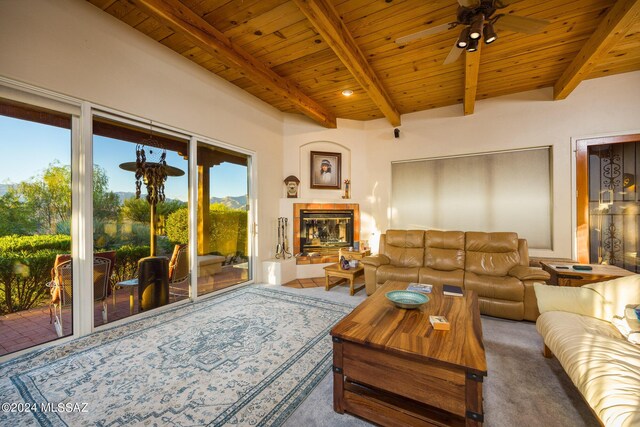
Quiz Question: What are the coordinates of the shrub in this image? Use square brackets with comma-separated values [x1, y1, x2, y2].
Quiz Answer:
[0, 234, 71, 253]
[166, 208, 247, 257]
[111, 245, 150, 285]
[0, 249, 58, 314]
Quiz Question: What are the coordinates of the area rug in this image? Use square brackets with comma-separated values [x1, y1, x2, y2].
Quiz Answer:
[0, 286, 354, 426]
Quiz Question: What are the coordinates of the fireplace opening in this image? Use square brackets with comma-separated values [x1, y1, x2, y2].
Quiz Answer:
[299, 209, 354, 256]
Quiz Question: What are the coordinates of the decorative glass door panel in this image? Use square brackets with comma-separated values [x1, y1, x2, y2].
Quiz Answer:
[587, 142, 639, 272]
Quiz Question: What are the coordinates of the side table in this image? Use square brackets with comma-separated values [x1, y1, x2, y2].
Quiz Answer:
[540, 262, 633, 287]
[324, 263, 365, 296]
[338, 248, 371, 261]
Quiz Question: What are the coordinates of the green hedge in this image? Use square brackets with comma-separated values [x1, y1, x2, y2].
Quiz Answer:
[0, 234, 150, 314]
[0, 249, 59, 314]
[0, 234, 71, 253]
[166, 208, 247, 256]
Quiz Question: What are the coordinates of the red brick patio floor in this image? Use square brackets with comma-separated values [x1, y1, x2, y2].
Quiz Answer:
[0, 266, 248, 357]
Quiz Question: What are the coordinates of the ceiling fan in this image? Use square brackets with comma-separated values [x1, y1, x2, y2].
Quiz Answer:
[395, 0, 550, 64]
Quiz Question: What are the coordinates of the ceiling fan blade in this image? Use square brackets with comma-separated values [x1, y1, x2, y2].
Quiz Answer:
[458, 0, 480, 7]
[395, 22, 454, 45]
[494, 14, 549, 34]
[443, 42, 464, 65]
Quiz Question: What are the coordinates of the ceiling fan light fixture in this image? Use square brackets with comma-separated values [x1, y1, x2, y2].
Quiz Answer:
[483, 22, 497, 44]
[456, 27, 470, 48]
[469, 14, 484, 40]
[466, 38, 479, 52]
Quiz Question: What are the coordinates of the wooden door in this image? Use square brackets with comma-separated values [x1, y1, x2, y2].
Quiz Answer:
[576, 134, 640, 272]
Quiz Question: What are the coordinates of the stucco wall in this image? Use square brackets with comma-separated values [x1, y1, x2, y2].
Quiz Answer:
[0, 0, 285, 279]
[284, 71, 640, 259]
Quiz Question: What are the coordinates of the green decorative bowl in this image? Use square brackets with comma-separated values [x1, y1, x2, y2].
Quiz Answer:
[385, 290, 429, 309]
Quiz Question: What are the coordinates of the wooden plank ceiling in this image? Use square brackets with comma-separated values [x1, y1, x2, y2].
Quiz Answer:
[88, 0, 640, 127]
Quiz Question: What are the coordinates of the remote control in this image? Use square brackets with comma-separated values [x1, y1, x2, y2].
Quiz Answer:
[573, 265, 593, 271]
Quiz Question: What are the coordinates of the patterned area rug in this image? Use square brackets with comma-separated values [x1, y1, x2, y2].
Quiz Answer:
[0, 286, 353, 426]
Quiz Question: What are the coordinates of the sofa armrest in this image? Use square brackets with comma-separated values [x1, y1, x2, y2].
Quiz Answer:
[509, 265, 550, 281]
[361, 254, 390, 268]
[533, 283, 609, 320]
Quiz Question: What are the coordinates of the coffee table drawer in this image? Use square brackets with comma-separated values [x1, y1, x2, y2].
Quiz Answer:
[342, 341, 466, 416]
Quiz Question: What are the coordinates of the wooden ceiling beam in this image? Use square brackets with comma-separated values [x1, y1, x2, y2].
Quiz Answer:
[293, 0, 401, 126]
[553, 0, 640, 100]
[131, 0, 336, 128]
[464, 44, 482, 116]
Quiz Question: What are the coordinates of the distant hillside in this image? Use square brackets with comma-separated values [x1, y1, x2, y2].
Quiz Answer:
[115, 191, 136, 204]
[211, 195, 247, 211]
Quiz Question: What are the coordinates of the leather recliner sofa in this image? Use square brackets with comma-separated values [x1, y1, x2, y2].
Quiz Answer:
[361, 230, 550, 321]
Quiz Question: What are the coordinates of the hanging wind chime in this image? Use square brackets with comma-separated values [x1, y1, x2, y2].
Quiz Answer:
[120, 122, 184, 256]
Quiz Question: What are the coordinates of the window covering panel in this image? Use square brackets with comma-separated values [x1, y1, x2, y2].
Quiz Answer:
[391, 148, 552, 249]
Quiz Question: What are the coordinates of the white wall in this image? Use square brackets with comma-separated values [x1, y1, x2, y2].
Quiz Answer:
[284, 71, 640, 259]
[0, 0, 285, 279]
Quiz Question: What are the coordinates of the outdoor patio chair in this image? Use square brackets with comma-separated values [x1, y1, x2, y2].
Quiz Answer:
[168, 244, 189, 301]
[47, 252, 115, 336]
[47, 259, 72, 337]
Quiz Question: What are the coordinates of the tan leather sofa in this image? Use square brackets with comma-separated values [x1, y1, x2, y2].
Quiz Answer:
[361, 230, 550, 321]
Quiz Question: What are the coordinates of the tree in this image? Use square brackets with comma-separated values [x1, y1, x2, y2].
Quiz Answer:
[121, 197, 186, 223]
[19, 162, 70, 233]
[18, 162, 120, 233]
[0, 190, 37, 236]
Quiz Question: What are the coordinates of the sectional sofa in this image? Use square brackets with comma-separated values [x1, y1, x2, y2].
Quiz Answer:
[361, 230, 550, 321]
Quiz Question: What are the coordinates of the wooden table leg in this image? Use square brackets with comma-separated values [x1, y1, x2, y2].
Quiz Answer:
[333, 337, 345, 414]
[465, 371, 484, 426]
[325, 272, 330, 291]
[349, 277, 355, 296]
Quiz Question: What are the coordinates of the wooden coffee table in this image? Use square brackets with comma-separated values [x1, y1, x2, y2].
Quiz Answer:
[539, 261, 633, 287]
[331, 280, 487, 426]
[324, 263, 365, 296]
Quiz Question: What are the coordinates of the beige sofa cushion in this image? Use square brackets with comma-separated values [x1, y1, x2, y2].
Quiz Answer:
[465, 232, 520, 277]
[424, 230, 465, 271]
[537, 311, 640, 427]
[383, 230, 425, 268]
[376, 265, 420, 284]
[465, 272, 523, 302]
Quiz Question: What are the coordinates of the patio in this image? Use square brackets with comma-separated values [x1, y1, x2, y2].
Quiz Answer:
[0, 265, 248, 356]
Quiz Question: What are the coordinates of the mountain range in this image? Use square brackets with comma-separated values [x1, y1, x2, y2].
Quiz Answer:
[2, 185, 246, 210]
[116, 192, 246, 210]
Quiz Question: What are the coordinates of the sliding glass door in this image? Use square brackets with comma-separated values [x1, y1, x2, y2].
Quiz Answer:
[196, 142, 251, 296]
[92, 115, 190, 325]
[0, 79, 255, 357]
[0, 97, 74, 355]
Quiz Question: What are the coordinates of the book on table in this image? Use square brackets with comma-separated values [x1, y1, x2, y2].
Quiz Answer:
[443, 284, 463, 297]
[406, 283, 432, 293]
[429, 315, 450, 331]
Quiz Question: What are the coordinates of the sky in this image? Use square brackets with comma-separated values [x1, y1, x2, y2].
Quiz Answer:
[0, 115, 248, 200]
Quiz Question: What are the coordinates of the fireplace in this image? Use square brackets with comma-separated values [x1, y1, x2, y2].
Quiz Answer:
[299, 209, 354, 255]
[293, 203, 360, 264]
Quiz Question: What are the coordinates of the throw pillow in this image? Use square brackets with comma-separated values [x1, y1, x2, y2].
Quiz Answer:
[611, 306, 640, 345]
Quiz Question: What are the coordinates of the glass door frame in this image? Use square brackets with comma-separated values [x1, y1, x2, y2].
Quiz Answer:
[575, 133, 640, 263]
[190, 137, 256, 300]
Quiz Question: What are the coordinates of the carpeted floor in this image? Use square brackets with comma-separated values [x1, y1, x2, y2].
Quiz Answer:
[0, 282, 600, 426]
[274, 284, 600, 427]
